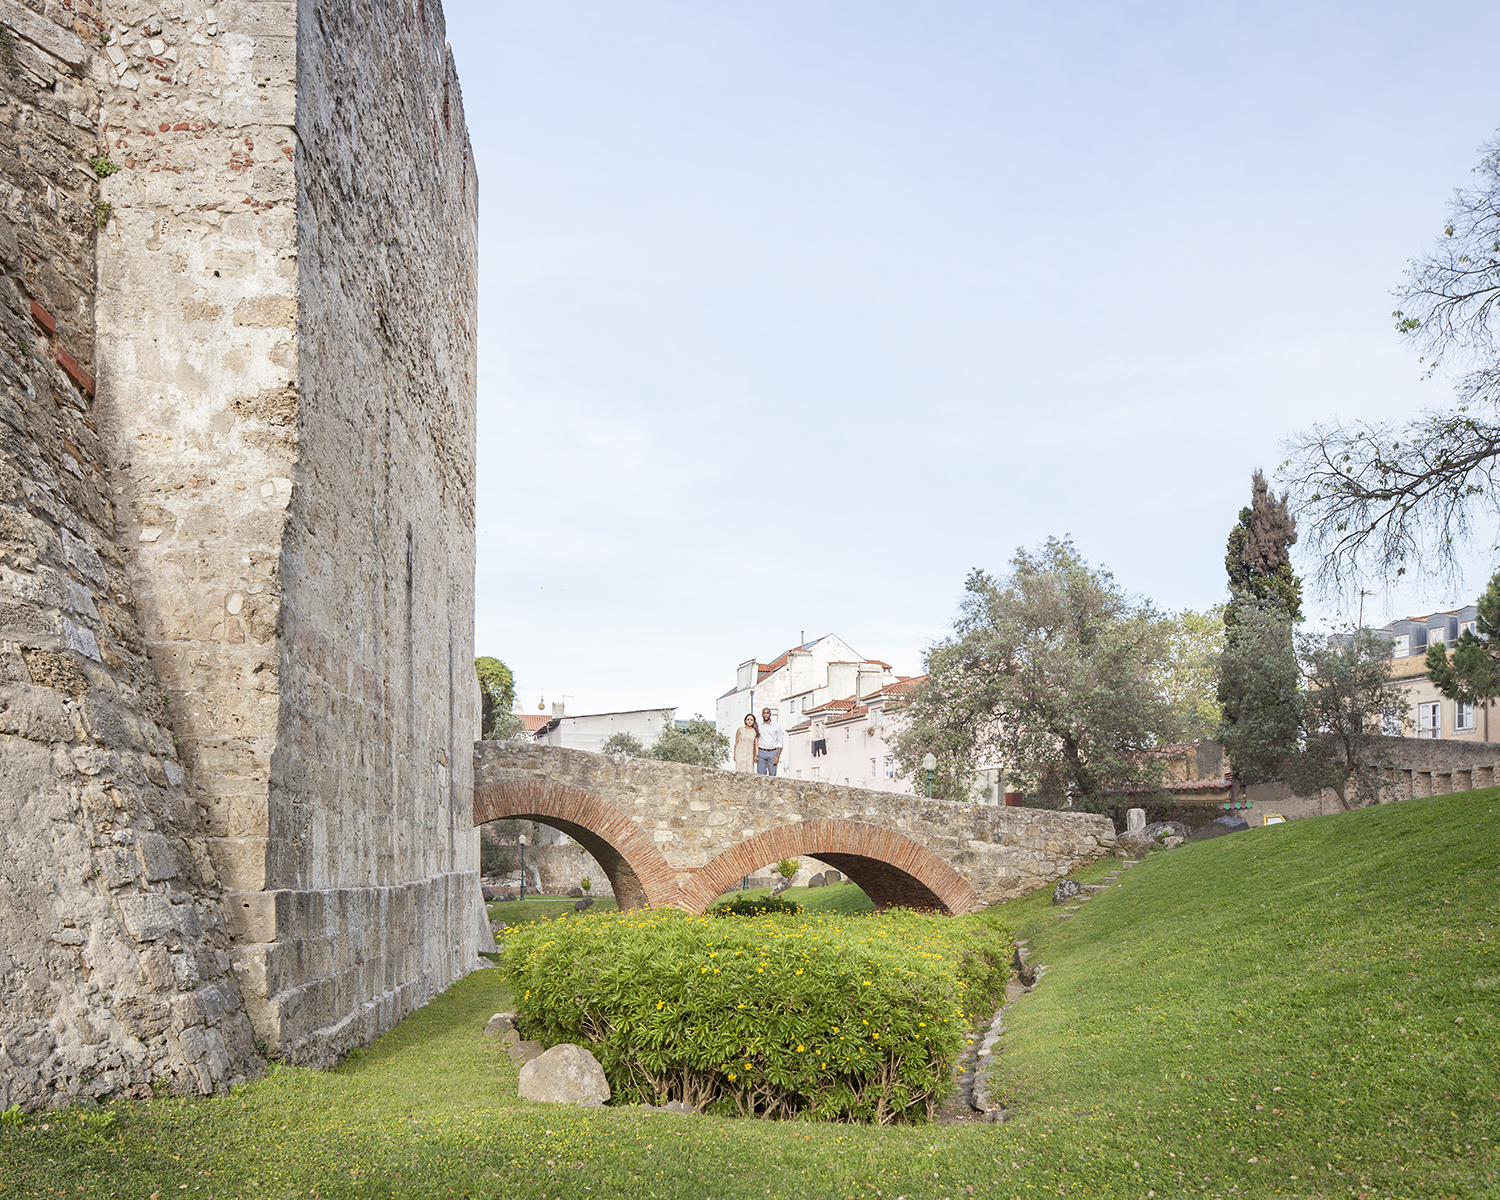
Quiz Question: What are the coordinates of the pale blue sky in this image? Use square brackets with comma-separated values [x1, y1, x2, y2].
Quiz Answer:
[445, 0, 1500, 721]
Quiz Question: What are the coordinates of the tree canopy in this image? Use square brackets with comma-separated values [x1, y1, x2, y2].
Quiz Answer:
[647, 716, 730, 768]
[894, 537, 1176, 810]
[1426, 567, 1500, 739]
[475, 656, 525, 742]
[1284, 131, 1500, 589]
[601, 732, 645, 758]
[1224, 470, 1303, 622]
[1154, 605, 1226, 743]
[1285, 628, 1411, 811]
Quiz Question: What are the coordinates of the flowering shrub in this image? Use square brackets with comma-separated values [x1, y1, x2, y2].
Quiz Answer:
[712, 894, 800, 917]
[501, 906, 1011, 1123]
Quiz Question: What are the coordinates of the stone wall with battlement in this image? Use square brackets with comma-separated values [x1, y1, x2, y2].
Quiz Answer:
[474, 744, 1119, 914]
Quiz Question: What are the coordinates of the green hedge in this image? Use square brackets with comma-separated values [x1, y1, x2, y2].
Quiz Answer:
[712, 894, 800, 917]
[501, 906, 1011, 1123]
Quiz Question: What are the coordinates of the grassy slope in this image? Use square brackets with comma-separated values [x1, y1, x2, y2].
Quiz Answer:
[1, 791, 1495, 1199]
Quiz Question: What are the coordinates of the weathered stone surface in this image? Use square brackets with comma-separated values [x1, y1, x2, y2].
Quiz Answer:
[517, 1043, 611, 1107]
[573, 897, 594, 911]
[824, 869, 842, 885]
[1142, 821, 1188, 842]
[2, 0, 482, 1106]
[1115, 832, 1156, 857]
[0, 0, 260, 1110]
[1125, 808, 1146, 833]
[1052, 879, 1083, 905]
[474, 746, 1119, 912]
[484, 1012, 516, 1037]
[807, 873, 826, 888]
[1189, 816, 1251, 840]
[92, 0, 484, 1065]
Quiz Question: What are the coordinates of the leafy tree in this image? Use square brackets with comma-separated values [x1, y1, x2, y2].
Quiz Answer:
[475, 657, 521, 741]
[1284, 628, 1411, 810]
[601, 732, 645, 757]
[1216, 598, 1303, 784]
[1425, 567, 1500, 739]
[893, 537, 1176, 811]
[647, 715, 730, 768]
[1154, 605, 1225, 742]
[1284, 131, 1500, 588]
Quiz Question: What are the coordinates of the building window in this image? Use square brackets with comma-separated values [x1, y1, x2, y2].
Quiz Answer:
[795, 770, 802, 779]
[1430, 628, 1447, 648]
[1456, 701, 1476, 731]
[869, 757, 876, 778]
[1417, 702, 1441, 738]
[1392, 634, 1410, 656]
[844, 727, 850, 740]
[884, 755, 895, 778]
[1461, 621, 1477, 638]
[811, 767, 820, 781]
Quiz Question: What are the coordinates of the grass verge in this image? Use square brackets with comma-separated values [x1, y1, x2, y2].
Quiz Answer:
[1, 790, 1494, 1198]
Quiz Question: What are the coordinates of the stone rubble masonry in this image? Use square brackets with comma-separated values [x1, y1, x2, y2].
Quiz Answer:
[0, 0, 258, 1110]
[90, 0, 484, 1066]
[474, 745, 1119, 914]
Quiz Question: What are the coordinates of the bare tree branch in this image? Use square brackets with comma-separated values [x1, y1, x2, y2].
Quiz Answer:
[1284, 132, 1500, 590]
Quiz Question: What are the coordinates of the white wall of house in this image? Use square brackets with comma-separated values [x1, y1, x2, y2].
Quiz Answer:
[714, 634, 868, 734]
[535, 707, 677, 754]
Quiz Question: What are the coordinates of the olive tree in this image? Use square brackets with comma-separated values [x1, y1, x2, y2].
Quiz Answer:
[894, 537, 1177, 810]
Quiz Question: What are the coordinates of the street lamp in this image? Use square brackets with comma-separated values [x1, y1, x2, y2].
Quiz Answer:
[518, 833, 528, 899]
[921, 752, 937, 799]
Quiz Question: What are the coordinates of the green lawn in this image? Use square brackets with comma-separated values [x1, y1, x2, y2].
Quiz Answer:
[488, 895, 618, 925]
[3, 790, 1496, 1198]
[712, 879, 877, 915]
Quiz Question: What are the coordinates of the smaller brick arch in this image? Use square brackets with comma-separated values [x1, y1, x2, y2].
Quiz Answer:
[681, 819, 980, 915]
[473, 778, 679, 910]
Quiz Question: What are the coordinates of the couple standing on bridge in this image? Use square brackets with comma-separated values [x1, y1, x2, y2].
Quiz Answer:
[733, 707, 786, 776]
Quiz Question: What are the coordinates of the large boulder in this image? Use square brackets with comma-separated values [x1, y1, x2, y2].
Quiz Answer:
[824, 869, 842, 885]
[1115, 832, 1156, 857]
[573, 897, 595, 911]
[518, 1044, 611, 1107]
[484, 1012, 517, 1037]
[1188, 815, 1251, 841]
[1052, 878, 1082, 905]
[807, 873, 826, 888]
[1142, 821, 1188, 842]
[568, 887, 584, 897]
[1125, 807, 1146, 833]
[769, 874, 792, 897]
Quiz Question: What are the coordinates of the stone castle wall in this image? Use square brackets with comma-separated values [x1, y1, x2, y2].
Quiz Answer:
[91, 0, 484, 1063]
[1, 0, 483, 1104]
[0, 0, 258, 1110]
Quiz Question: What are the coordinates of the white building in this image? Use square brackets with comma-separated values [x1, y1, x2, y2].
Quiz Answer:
[715, 634, 880, 733]
[717, 638, 1006, 803]
[530, 702, 677, 754]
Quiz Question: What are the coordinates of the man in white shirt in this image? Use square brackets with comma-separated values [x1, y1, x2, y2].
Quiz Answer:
[756, 707, 785, 776]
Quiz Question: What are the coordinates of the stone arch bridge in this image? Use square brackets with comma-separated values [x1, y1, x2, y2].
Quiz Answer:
[473, 745, 1118, 914]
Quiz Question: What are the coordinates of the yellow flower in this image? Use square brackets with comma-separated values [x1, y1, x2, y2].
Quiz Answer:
[796, 1045, 805, 1052]
[656, 1000, 665, 1009]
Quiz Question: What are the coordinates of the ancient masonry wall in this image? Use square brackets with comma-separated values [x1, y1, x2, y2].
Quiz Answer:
[0, 0, 258, 1110]
[91, 0, 484, 1065]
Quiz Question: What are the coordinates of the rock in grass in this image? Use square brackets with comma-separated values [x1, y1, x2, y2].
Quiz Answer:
[1188, 816, 1251, 841]
[518, 1044, 611, 1107]
[807, 873, 826, 888]
[568, 887, 584, 897]
[484, 1012, 517, 1036]
[573, 897, 594, 911]
[1115, 832, 1156, 857]
[824, 869, 842, 884]
[1053, 878, 1082, 905]
[1143, 820, 1188, 842]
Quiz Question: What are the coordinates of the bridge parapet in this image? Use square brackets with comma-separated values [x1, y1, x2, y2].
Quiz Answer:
[473, 744, 1117, 914]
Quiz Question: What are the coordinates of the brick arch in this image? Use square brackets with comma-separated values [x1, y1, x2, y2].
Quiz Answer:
[681, 819, 980, 915]
[473, 779, 679, 910]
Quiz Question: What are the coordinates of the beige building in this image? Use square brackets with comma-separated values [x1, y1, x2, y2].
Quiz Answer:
[1376, 606, 1497, 741]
